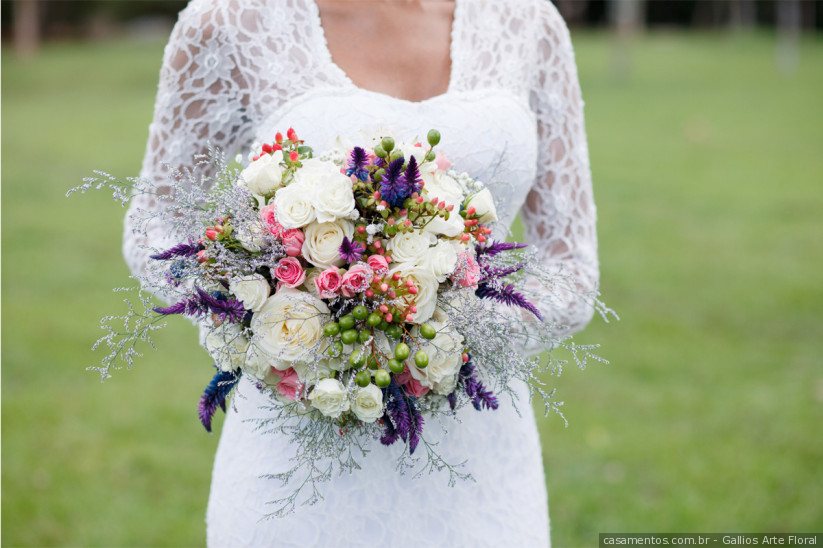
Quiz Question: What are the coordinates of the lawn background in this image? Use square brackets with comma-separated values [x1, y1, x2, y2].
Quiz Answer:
[2, 30, 822, 547]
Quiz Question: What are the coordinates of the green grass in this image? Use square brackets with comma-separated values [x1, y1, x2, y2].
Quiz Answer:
[2, 32, 822, 547]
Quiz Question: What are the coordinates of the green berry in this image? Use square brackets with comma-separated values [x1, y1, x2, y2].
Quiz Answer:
[352, 305, 369, 320]
[374, 145, 387, 158]
[388, 358, 405, 374]
[327, 341, 344, 357]
[389, 149, 404, 163]
[386, 324, 403, 339]
[367, 312, 383, 327]
[349, 350, 366, 367]
[339, 314, 356, 331]
[381, 136, 395, 152]
[419, 323, 437, 340]
[374, 369, 391, 388]
[341, 329, 358, 345]
[394, 343, 411, 360]
[427, 129, 441, 147]
[323, 322, 341, 337]
[355, 370, 372, 387]
[367, 355, 380, 370]
[377, 319, 390, 331]
[414, 350, 429, 368]
[358, 329, 371, 343]
[426, 151, 436, 162]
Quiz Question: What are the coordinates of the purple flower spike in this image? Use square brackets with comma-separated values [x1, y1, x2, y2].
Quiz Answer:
[198, 368, 242, 432]
[346, 146, 370, 181]
[398, 156, 422, 198]
[339, 236, 366, 264]
[475, 282, 543, 320]
[475, 240, 528, 259]
[380, 379, 424, 454]
[456, 358, 499, 411]
[150, 240, 203, 260]
[154, 286, 247, 323]
[379, 158, 407, 207]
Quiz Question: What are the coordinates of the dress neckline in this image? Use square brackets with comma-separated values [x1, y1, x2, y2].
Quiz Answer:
[308, 0, 462, 105]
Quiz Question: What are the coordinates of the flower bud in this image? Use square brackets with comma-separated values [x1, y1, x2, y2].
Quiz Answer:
[427, 129, 441, 146]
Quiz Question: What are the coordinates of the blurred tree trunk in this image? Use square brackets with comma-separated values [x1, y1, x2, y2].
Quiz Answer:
[776, 0, 801, 75]
[610, 0, 644, 80]
[730, 0, 757, 31]
[13, 0, 40, 59]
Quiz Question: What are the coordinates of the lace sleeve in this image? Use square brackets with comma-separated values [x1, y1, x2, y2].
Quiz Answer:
[122, 0, 254, 289]
[521, 3, 599, 338]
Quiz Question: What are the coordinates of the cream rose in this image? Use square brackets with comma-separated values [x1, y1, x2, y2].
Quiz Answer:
[408, 320, 464, 395]
[423, 240, 458, 282]
[308, 378, 350, 418]
[235, 222, 268, 252]
[250, 288, 330, 368]
[301, 219, 354, 268]
[292, 159, 356, 223]
[292, 360, 334, 385]
[229, 273, 271, 312]
[386, 230, 435, 266]
[351, 384, 384, 423]
[272, 182, 316, 229]
[419, 165, 465, 237]
[240, 150, 284, 196]
[242, 344, 281, 386]
[466, 187, 499, 224]
[388, 263, 439, 323]
[204, 324, 251, 372]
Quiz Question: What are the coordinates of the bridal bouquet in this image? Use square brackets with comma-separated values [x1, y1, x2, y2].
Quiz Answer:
[72, 128, 608, 515]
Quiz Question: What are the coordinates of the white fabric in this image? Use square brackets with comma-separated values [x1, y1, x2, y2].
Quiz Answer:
[124, 0, 599, 545]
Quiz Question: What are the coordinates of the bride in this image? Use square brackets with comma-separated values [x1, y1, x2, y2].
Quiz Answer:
[124, 0, 599, 545]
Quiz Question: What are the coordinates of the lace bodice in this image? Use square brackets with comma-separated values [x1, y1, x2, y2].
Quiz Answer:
[124, 0, 598, 336]
[125, 1, 598, 545]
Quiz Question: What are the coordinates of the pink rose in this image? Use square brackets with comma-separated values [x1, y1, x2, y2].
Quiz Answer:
[259, 204, 284, 237]
[271, 367, 303, 401]
[340, 263, 374, 298]
[272, 257, 306, 288]
[396, 366, 430, 398]
[315, 267, 344, 299]
[366, 254, 389, 276]
[435, 153, 452, 171]
[453, 252, 481, 288]
[281, 228, 305, 257]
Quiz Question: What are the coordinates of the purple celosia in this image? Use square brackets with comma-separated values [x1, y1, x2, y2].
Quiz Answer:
[154, 286, 246, 323]
[150, 240, 203, 260]
[398, 156, 423, 199]
[480, 261, 527, 281]
[475, 282, 543, 320]
[198, 368, 242, 432]
[379, 158, 408, 207]
[475, 240, 527, 259]
[449, 358, 499, 411]
[339, 236, 366, 264]
[346, 146, 370, 181]
[380, 379, 424, 454]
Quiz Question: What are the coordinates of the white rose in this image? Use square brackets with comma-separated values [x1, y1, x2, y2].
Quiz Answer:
[235, 222, 268, 252]
[351, 384, 384, 423]
[250, 288, 330, 368]
[419, 164, 465, 237]
[293, 158, 356, 223]
[204, 323, 251, 372]
[300, 267, 324, 298]
[240, 150, 284, 195]
[386, 230, 434, 266]
[423, 240, 458, 282]
[292, 360, 334, 385]
[466, 187, 498, 224]
[308, 378, 350, 418]
[301, 219, 354, 268]
[408, 321, 464, 395]
[229, 273, 271, 312]
[273, 182, 316, 229]
[388, 263, 439, 324]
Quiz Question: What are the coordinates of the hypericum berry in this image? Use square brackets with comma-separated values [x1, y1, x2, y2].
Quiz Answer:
[419, 323, 436, 340]
[289, 151, 299, 162]
[262, 143, 273, 154]
[341, 329, 359, 345]
[462, 353, 470, 363]
[328, 341, 344, 357]
[374, 145, 387, 158]
[349, 350, 366, 367]
[357, 225, 366, 234]
[358, 329, 371, 344]
[466, 206, 476, 217]
[409, 305, 418, 313]
[388, 358, 405, 374]
[355, 370, 371, 387]
[381, 136, 395, 152]
[427, 129, 441, 146]
[367, 313, 383, 327]
[339, 314, 356, 331]
[323, 322, 341, 337]
[414, 350, 429, 368]
[386, 324, 403, 339]
[352, 305, 369, 320]
[287, 127, 298, 141]
[374, 369, 391, 388]
[408, 286, 418, 295]
[365, 289, 375, 298]
[275, 132, 283, 143]
[394, 343, 411, 360]
[405, 314, 414, 322]
[384, 313, 393, 323]
[379, 305, 389, 313]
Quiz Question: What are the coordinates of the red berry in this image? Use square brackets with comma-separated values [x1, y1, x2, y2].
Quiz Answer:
[262, 143, 273, 154]
[287, 128, 298, 141]
[289, 151, 299, 162]
[275, 132, 283, 143]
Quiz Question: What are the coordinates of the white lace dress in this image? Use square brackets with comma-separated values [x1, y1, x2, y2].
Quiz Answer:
[124, 0, 598, 545]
